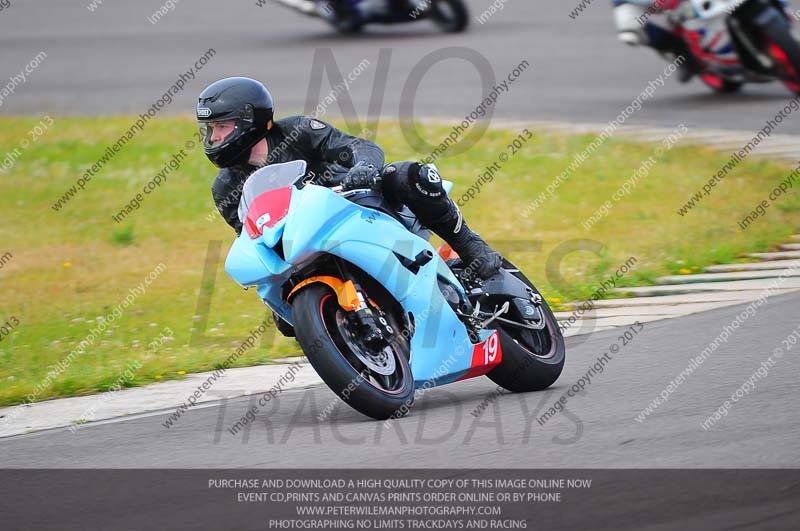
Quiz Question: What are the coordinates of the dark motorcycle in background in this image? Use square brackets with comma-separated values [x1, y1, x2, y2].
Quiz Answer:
[667, 0, 800, 94]
[268, 0, 469, 33]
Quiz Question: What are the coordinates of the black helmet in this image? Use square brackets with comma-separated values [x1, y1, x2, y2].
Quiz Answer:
[196, 77, 274, 168]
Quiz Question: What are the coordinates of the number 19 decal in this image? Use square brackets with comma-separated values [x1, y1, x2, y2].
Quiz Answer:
[484, 332, 499, 365]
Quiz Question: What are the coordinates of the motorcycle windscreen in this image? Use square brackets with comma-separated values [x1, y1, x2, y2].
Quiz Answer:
[237, 160, 307, 239]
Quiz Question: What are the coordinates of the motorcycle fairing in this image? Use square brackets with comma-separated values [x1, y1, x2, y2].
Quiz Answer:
[226, 180, 497, 387]
[456, 330, 503, 381]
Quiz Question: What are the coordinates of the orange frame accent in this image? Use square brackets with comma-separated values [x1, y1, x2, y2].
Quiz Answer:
[287, 276, 361, 311]
[436, 243, 459, 261]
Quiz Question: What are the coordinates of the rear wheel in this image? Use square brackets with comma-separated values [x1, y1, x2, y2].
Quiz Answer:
[486, 260, 565, 392]
[292, 284, 414, 420]
[759, 10, 800, 93]
[430, 0, 469, 33]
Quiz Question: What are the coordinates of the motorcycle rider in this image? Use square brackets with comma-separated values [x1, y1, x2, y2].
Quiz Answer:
[319, 0, 406, 20]
[611, 0, 701, 82]
[613, 1, 795, 82]
[198, 77, 502, 282]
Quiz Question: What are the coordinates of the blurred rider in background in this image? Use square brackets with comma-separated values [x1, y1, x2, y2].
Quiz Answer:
[319, 0, 404, 20]
[611, 0, 700, 82]
[611, 0, 793, 82]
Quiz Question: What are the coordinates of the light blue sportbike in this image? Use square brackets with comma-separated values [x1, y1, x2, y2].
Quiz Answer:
[225, 160, 565, 420]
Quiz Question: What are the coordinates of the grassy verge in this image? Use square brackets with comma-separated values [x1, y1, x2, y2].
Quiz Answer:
[0, 116, 798, 406]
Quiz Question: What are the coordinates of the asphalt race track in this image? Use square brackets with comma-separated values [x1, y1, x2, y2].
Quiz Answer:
[1, 292, 798, 468]
[1, 0, 799, 134]
[2, 0, 800, 468]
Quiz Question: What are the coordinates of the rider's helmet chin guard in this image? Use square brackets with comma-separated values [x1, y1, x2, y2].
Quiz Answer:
[196, 77, 274, 168]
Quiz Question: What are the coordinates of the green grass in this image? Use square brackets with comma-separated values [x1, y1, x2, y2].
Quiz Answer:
[110, 224, 136, 247]
[0, 116, 798, 406]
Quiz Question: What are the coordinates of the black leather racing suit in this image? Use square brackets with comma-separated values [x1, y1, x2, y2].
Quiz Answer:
[211, 115, 501, 280]
[212, 115, 383, 233]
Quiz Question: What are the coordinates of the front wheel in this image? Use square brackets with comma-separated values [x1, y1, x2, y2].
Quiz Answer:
[429, 0, 469, 33]
[486, 260, 565, 392]
[759, 10, 800, 93]
[292, 284, 415, 420]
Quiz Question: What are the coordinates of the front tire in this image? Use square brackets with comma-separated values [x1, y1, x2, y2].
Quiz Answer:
[486, 260, 565, 392]
[292, 284, 415, 420]
[759, 9, 800, 94]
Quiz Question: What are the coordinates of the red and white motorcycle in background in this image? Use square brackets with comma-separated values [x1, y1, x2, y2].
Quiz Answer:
[667, 0, 800, 93]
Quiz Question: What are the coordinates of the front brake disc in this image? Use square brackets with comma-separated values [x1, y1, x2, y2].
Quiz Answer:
[336, 312, 396, 376]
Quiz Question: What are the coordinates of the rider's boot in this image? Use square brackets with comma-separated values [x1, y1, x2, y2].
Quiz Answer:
[387, 163, 502, 280]
[438, 211, 503, 280]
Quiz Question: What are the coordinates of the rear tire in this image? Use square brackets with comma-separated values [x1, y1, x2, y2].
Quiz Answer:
[486, 260, 565, 392]
[430, 0, 469, 33]
[292, 284, 415, 420]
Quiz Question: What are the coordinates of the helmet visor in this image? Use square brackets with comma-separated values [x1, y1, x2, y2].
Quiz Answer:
[197, 105, 255, 152]
[198, 119, 240, 151]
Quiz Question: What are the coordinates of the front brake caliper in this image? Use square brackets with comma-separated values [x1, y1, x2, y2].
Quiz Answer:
[349, 285, 394, 349]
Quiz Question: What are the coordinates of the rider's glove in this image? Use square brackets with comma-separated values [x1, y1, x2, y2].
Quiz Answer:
[342, 162, 382, 191]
